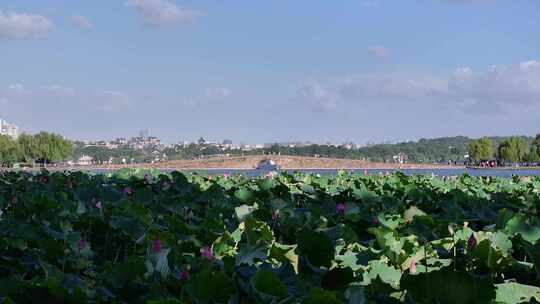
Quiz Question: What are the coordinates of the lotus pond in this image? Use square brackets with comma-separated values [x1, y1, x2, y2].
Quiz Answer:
[1, 169, 540, 303]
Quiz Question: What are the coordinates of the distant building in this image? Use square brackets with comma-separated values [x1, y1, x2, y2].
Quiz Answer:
[0, 118, 20, 139]
[78, 155, 94, 166]
[148, 136, 160, 145]
[198, 136, 208, 145]
[393, 152, 409, 164]
[139, 129, 150, 140]
[223, 139, 233, 145]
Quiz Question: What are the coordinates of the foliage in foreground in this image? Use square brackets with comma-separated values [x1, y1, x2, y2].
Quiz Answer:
[1, 169, 540, 303]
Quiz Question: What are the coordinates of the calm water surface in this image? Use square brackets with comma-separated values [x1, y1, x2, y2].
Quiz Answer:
[88, 168, 540, 178]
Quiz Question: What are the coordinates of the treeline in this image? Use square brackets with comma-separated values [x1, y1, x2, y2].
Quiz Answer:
[167, 135, 539, 164]
[468, 135, 540, 164]
[73, 144, 146, 164]
[0, 132, 73, 167]
[2, 133, 539, 167]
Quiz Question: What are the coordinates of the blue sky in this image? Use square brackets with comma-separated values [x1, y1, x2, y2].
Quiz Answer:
[1, 0, 539, 144]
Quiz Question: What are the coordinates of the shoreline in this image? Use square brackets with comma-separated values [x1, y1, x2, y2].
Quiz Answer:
[9, 156, 540, 172]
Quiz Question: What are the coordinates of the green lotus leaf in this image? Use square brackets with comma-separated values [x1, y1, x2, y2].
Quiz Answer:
[303, 289, 341, 304]
[401, 270, 495, 304]
[297, 229, 334, 268]
[505, 214, 540, 244]
[495, 282, 540, 304]
[186, 270, 235, 304]
[251, 269, 287, 298]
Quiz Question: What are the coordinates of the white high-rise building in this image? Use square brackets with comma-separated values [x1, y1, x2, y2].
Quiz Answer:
[0, 118, 20, 139]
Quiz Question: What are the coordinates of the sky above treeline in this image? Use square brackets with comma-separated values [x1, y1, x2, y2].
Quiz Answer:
[1, 0, 539, 144]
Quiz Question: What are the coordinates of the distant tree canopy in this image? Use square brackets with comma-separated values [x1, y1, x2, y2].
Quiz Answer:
[530, 135, 540, 162]
[0, 134, 65, 167]
[468, 137, 495, 161]
[31, 132, 73, 164]
[2, 132, 540, 167]
[498, 137, 529, 163]
[0, 135, 21, 167]
[18, 133, 38, 163]
[73, 145, 146, 164]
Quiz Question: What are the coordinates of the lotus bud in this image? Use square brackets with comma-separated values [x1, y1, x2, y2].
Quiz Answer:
[468, 233, 477, 249]
[448, 224, 455, 236]
[272, 210, 280, 221]
[336, 203, 346, 215]
[78, 239, 87, 251]
[123, 186, 133, 195]
[180, 269, 190, 281]
[201, 246, 214, 260]
[152, 238, 162, 253]
[410, 259, 417, 274]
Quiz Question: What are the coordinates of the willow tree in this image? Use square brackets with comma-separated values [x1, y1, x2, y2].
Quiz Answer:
[529, 134, 540, 162]
[468, 137, 495, 162]
[32, 132, 73, 166]
[0, 135, 21, 167]
[17, 133, 38, 166]
[498, 137, 529, 163]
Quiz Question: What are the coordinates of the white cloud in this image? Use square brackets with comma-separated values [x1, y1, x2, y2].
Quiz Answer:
[206, 87, 232, 98]
[126, 0, 199, 28]
[296, 81, 338, 111]
[100, 91, 133, 112]
[42, 85, 76, 96]
[0, 11, 53, 39]
[368, 45, 390, 59]
[70, 15, 93, 30]
[296, 60, 540, 113]
[0, 85, 135, 113]
[7, 83, 24, 91]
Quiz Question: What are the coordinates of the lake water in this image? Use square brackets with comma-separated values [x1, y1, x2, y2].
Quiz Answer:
[110, 168, 540, 178]
[199, 169, 540, 177]
[61, 167, 540, 178]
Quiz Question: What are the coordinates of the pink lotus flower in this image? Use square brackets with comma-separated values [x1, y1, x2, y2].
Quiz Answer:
[78, 239, 87, 251]
[95, 200, 102, 209]
[336, 203, 346, 215]
[223, 173, 230, 179]
[468, 233, 477, 249]
[200, 246, 214, 260]
[123, 187, 133, 195]
[364, 169, 368, 175]
[410, 259, 417, 274]
[272, 210, 280, 221]
[152, 238, 162, 253]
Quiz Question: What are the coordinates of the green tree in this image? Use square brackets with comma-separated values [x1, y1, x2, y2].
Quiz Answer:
[33, 132, 73, 165]
[529, 134, 540, 162]
[498, 137, 529, 163]
[0, 135, 21, 167]
[17, 133, 38, 165]
[468, 137, 495, 162]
